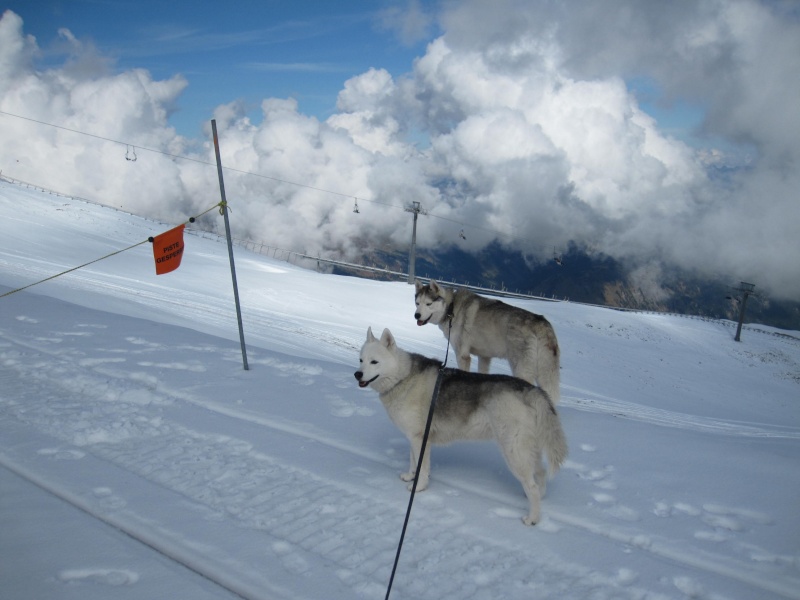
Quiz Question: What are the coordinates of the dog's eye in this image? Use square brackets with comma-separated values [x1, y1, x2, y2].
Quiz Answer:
[370, 360, 378, 365]
[426, 302, 432, 307]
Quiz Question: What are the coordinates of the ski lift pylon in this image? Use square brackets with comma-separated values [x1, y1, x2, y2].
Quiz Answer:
[353, 198, 360, 213]
[125, 145, 137, 162]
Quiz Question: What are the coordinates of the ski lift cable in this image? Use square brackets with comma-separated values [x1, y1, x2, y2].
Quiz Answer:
[2, 110, 559, 255]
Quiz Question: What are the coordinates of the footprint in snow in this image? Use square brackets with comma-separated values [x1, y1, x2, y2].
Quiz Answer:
[79, 357, 127, 367]
[58, 568, 139, 586]
[272, 541, 310, 575]
[137, 360, 206, 372]
[92, 487, 127, 510]
[603, 504, 641, 522]
[696, 503, 772, 536]
[328, 397, 375, 418]
[564, 460, 617, 489]
[655, 500, 772, 541]
[592, 492, 615, 504]
[653, 501, 702, 518]
[703, 503, 772, 525]
[37, 448, 86, 460]
[125, 336, 161, 348]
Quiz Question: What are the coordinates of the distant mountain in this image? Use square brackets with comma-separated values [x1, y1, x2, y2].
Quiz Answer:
[335, 242, 800, 332]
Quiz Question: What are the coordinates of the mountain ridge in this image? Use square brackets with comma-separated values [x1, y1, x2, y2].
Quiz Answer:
[336, 242, 800, 331]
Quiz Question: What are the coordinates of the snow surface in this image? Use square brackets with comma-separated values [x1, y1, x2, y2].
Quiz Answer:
[1, 180, 799, 600]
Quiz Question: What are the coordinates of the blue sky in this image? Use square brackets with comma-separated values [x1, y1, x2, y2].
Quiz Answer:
[7, 0, 707, 144]
[10, 0, 436, 137]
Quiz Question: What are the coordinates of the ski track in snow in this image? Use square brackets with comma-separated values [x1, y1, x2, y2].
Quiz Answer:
[2, 314, 799, 600]
[0, 324, 640, 599]
[561, 388, 800, 440]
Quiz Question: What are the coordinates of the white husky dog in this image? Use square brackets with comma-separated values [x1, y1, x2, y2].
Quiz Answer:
[355, 327, 567, 525]
[414, 280, 561, 404]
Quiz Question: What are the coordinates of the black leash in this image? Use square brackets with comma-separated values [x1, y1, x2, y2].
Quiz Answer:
[385, 315, 453, 600]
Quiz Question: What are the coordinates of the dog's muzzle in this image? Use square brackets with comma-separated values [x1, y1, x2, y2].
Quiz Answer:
[415, 313, 431, 326]
[354, 371, 379, 388]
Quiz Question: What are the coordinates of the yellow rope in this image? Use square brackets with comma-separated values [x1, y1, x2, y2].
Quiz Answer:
[1, 202, 224, 299]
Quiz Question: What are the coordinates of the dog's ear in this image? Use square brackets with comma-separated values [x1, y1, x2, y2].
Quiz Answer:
[380, 328, 396, 349]
[429, 280, 440, 294]
[414, 279, 424, 292]
[366, 327, 377, 343]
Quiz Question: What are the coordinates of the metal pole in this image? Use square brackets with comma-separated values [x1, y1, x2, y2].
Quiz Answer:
[406, 201, 421, 284]
[733, 281, 755, 342]
[734, 293, 748, 342]
[211, 119, 249, 370]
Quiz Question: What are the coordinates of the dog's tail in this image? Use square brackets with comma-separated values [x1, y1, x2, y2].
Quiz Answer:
[542, 396, 568, 477]
[535, 334, 561, 405]
[536, 359, 561, 406]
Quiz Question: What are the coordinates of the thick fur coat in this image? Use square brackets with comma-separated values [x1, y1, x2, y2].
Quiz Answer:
[415, 280, 561, 404]
[355, 327, 567, 525]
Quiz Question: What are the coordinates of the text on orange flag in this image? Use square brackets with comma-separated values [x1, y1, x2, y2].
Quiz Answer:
[152, 224, 185, 275]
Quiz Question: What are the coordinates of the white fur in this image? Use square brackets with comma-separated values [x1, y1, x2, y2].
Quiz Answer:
[415, 280, 561, 404]
[355, 327, 568, 525]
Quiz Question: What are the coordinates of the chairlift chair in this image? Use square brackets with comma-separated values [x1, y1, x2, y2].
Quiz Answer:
[553, 246, 563, 266]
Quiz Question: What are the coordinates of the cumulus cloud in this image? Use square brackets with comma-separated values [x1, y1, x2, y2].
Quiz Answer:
[1, 3, 799, 301]
[0, 10, 190, 221]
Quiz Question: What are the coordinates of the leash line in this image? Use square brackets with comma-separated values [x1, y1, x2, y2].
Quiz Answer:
[385, 313, 452, 600]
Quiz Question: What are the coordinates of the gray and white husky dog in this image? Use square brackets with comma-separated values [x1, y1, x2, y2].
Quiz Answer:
[415, 280, 561, 404]
[354, 327, 567, 525]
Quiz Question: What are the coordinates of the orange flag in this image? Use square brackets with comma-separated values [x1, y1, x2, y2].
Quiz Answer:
[151, 224, 185, 275]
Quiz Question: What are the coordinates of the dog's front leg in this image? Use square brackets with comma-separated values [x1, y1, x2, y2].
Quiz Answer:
[400, 446, 416, 483]
[401, 436, 430, 491]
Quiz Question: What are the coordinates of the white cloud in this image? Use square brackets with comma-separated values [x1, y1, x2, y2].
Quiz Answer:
[377, 0, 436, 46]
[1, 3, 799, 301]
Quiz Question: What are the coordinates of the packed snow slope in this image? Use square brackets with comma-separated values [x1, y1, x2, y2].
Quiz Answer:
[1, 180, 799, 600]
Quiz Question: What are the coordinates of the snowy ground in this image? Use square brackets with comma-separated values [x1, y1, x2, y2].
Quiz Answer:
[1, 180, 799, 600]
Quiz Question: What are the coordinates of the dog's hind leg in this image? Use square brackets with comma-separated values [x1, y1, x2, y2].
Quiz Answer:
[517, 466, 542, 526]
[534, 340, 561, 405]
[477, 355, 492, 373]
[499, 436, 542, 525]
[535, 454, 547, 498]
[507, 354, 537, 386]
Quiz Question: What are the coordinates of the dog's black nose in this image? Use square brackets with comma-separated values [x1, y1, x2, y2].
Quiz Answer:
[354, 371, 363, 381]
[414, 313, 421, 320]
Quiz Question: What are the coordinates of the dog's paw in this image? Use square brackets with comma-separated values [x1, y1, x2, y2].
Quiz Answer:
[407, 479, 428, 492]
[400, 471, 415, 482]
[522, 514, 539, 526]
